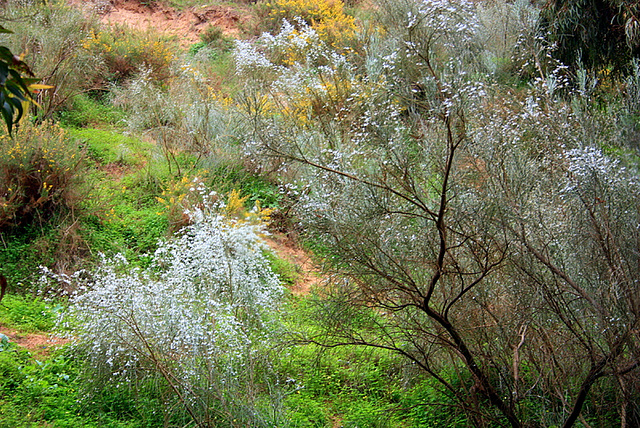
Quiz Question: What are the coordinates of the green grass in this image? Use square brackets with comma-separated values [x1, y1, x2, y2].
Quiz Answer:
[0, 345, 151, 428]
[0, 294, 57, 333]
[0, 224, 69, 293]
[69, 128, 153, 167]
[58, 93, 126, 129]
[278, 342, 409, 427]
[265, 251, 301, 287]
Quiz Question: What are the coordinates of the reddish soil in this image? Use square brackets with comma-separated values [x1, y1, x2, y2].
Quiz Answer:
[0, 327, 69, 357]
[266, 234, 322, 296]
[71, 0, 248, 46]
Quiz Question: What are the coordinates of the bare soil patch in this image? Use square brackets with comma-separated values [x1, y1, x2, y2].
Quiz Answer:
[70, 0, 248, 46]
[266, 234, 322, 296]
[0, 327, 69, 357]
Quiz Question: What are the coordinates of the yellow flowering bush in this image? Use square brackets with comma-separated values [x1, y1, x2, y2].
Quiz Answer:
[0, 121, 85, 230]
[83, 26, 176, 82]
[157, 175, 273, 230]
[156, 174, 206, 229]
[224, 189, 274, 224]
[264, 0, 356, 46]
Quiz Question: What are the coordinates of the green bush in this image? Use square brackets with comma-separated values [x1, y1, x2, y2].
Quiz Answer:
[404, 377, 469, 427]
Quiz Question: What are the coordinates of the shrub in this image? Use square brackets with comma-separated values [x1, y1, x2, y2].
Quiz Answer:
[200, 24, 232, 49]
[157, 173, 275, 231]
[49, 189, 285, 426]
[0, 121, 86, 231]
[83, 25, 176, 83]
[261, 0, 357, 46]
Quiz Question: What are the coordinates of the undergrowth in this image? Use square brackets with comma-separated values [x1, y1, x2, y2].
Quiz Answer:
[1, 0, 637, 426]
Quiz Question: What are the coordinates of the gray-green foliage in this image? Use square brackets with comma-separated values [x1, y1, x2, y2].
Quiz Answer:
[233, 0, 640, 426]
[112, 61, 243, 176]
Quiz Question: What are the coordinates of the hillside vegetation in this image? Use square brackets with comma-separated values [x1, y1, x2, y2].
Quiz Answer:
[0, 0, 639, 426]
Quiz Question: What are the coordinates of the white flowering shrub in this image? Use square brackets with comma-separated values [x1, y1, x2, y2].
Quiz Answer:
[48, 192, 284, 426]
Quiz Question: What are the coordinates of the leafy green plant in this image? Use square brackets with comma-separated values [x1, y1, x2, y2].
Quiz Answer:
[0, 346, 148, 427]
[0, 1, 103, 121]
[201, 24, 232, 48]
[278, 341, 409, 427]
[0, 25, 41, 135]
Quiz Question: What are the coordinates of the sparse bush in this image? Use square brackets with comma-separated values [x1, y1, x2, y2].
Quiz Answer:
[157, 173, 275, 230]
[233, 19, 361, 162]
[200, 24, 229, 48]
[113, 61, 242, 177]
[475, 0, 539, 79]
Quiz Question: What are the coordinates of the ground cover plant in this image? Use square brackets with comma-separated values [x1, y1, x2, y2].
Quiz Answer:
[1, 0, 640, 426]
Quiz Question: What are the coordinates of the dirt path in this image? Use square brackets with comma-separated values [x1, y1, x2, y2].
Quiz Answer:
[0, 327, 68, 357]
[71, 0, 248, 46]
[266, 234, 323, 296]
